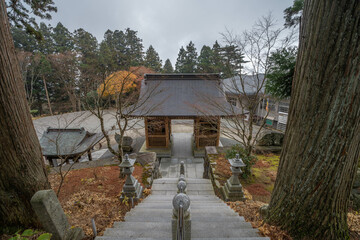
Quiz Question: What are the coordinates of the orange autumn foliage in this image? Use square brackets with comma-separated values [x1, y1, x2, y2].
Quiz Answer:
[97, 71, 137, 97]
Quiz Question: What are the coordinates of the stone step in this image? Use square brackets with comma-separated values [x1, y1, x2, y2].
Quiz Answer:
[152, 183, 214, 191]
[152, 190, 215, 195]
[96, 238, 270, 240]
[126, 208, 239, 217]
[103, 227, 261, 238]
[143, 195, 221, 201]
[103, 228, 171, 238]
[191, 227, 261, 238]
[95, 175, 268, 240]
[142, 200, 223, 205]
[136, 203, 228, 209]
[125, 215, 246, 222]
[112, 221, 253, 230]
[154, 178, 211, 184]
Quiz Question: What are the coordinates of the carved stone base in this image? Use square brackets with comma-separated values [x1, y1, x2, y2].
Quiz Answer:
[221, 178, 245, 202]
[120, 175, 143, 201]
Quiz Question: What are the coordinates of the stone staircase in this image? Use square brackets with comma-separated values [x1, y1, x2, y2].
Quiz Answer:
[96, 177, 268, 240]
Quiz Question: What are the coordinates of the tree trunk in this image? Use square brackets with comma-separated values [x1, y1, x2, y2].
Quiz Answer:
[267, 1, 360, 239]
[0, 0, 51, 232]
[42, 76, 53, 115]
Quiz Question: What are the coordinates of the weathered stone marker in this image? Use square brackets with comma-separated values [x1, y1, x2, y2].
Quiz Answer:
[119, 154, 143, 201]
[221, 154, 246, 201]
[30, 189, 84, 240]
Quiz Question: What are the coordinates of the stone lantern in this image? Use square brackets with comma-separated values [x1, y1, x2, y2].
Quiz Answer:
[221, 154, 246, 201]
[119, 154, 143, 201]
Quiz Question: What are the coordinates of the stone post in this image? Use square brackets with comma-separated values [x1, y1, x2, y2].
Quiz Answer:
[221, 154, 246, 201]
[177, 179, 187, 194]
[119, 154, 143, 201]
[172, 193, 191, 240]
[30, 190, 84, 240]
[204, 146, 217, 179]
[180, 161, 185, 175]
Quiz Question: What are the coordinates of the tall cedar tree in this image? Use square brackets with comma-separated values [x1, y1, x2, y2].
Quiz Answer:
[175, 46, 186, 73]
[73, 28, 99, 98]
[183, 41, 197, 73]
[162, 59, 174, 73]
[52, 22, 74, 53]
[211, 41, 225, 75]
[38, 23, 55, 54]
[0, 0, 54, 231]
[220, 44, 245, 78]
[99, 28, 144, 71]
[144, 45, 162, 72]
[267, 1, 360, 239]
[124, 28, 144, 67]
[197, 45, 215, 73]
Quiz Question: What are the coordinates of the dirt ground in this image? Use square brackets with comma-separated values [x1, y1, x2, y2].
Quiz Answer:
[48, 164, 149, 238]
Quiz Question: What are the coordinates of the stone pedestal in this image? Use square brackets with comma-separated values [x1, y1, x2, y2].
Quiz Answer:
[119, 154, 143, 201]
[222, 173, 245, 201]
[221, 154, 246, 201]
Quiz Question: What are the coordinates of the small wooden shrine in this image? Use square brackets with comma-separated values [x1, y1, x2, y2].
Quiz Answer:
[40, 127, 104, 166]
[129, 74, 241, 150]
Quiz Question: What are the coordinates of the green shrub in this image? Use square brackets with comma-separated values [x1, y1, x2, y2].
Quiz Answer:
[8, 229, 51, 240]
[225, 144, 257, 179]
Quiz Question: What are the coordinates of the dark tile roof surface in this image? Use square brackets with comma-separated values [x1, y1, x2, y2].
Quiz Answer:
[222, 74, 266, 95]
[40, 128, 104, 157]
[129, 74, 244, 117]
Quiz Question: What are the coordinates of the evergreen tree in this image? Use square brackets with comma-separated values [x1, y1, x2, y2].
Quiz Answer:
[183, 41, 198, 73]
[124, 28, 144, 67]
[99, 40, 117, 75]
[11, 26, 37, 52]
[211, 41, 225, 74]
[162, 59, 174, 73]
[265, 47, 297, 98]
[112, 29, 127, 69]
[73, 28, 99, 96]
[197, 45, 215, 73]
[144, 45, 162, 72]
[284, 0, 304, 28]
[6, 0, 57, 40]
[52, 22, 74, 53]
[38, 23, 55, 54]
[175, 46, 186, 73]
[220, 44, 245, 78]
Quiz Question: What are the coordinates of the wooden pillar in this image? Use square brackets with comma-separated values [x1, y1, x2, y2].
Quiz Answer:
[144, 117, 149, 149]
[165, 117, 169, 148]
[87, 150, 92, 161]
[195, 117, 200, 149]
[216, 117, 220, 147]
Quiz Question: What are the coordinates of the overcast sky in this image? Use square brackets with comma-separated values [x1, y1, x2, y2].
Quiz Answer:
[44, 0, 293, 65]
